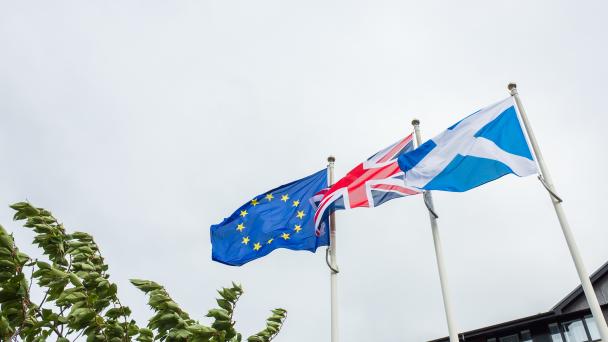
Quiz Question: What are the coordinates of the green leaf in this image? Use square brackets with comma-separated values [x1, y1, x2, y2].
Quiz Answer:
[130, 279, 163, 293]
[270, 309, 286, 315]
[36, 261, 52, 270]
[216, 299, 232, 312]
[188, 324, 216, 336]
[168, 328, 192, 339]
[206, 309, 230, 321]
[0, 260, 16, 270]
[105, 307, 132, 319]
[218, 288, 237, 302]
[67, 307, 96, 329]
[212, 320, 233, 331]
[68, 273, 83, 287]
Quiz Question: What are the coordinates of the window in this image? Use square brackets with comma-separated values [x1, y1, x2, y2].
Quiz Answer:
[550, 323, 564, 342]
[520, 330, 532, 342]
[487, 330, 532, 342]
[562, 319, 588, 342]
[499, 335, 519, 342]
[549, 318, 602, 342]
[584, 316, 601, 341]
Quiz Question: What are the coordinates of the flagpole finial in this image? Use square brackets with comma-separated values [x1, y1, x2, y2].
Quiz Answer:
[327, 155, 336, 163]
[508, 82, 518, 95]
[411, 118, 420, 126]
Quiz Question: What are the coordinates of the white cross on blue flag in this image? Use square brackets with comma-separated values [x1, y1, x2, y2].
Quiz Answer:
[398, 97, 538, 192]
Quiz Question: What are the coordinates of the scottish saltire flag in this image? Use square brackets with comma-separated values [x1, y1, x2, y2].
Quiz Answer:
[314, 134, 420, 227]
[398, 97, 538, 192]
[211, 169, 329, 266]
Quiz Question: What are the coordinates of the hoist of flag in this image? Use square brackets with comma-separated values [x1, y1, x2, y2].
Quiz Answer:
[313, 134, 421, 228]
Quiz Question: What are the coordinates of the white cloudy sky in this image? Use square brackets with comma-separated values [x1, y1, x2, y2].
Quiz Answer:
[1, 1, 607, 341]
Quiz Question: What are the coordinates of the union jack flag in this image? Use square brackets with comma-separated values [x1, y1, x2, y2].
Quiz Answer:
[314, 134, 421, 227]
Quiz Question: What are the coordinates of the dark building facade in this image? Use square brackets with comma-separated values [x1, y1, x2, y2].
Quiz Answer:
[429, 261, 608, 342]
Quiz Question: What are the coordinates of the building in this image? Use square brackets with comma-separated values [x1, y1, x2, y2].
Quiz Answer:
[429, 261, 608, 342]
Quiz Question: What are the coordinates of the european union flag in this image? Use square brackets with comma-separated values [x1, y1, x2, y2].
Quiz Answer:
[211, 169, 329, 266]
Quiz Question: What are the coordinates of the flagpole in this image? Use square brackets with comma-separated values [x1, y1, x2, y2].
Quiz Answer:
[327, 155, 339, 342]
[509, 83, 608, 340]
[412, 120, 460, 342]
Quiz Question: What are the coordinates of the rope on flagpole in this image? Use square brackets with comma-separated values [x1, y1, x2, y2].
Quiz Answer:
[326, 248, 339, 273]
[538, 175, 563, 203]
[424, 193, 439, 219]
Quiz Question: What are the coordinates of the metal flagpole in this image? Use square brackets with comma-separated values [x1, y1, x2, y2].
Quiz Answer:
[411, 120, 460, 342]
[509, 83, 608, 340]
[327, 156, 339, 342]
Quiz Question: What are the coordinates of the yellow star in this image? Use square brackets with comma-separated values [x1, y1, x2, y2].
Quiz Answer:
[296, 210, 305, 219]
[236, 223, 245, 232]
[251, 198, 259, 206]
[267, 238, 274, 244]
[253, 242, 262, 251]
[240, 210, 248, 217]
[281, 233, 290, 240]
[265, 193, 274, 201]
[242, 236, 250, 245]
[292, 200, 300, 207]
[281, 194, 289, 202]
[294, 224, 302, 233]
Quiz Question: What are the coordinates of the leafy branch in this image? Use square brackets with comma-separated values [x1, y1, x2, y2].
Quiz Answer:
[0, 202, 288, 341]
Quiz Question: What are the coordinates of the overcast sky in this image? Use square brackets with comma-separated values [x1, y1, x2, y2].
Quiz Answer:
[1, 1, 608, 341]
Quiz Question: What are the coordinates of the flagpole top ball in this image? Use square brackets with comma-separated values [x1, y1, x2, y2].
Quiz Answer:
[327, 156, 336, 163]
[411, 118, 420, 126]
[508, 82, 518, 94]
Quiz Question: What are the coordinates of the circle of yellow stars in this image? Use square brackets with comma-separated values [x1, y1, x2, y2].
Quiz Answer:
[235, 192, 306, 252]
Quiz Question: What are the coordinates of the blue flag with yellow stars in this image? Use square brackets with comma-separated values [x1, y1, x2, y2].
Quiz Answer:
[210, 169, 330, 266]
